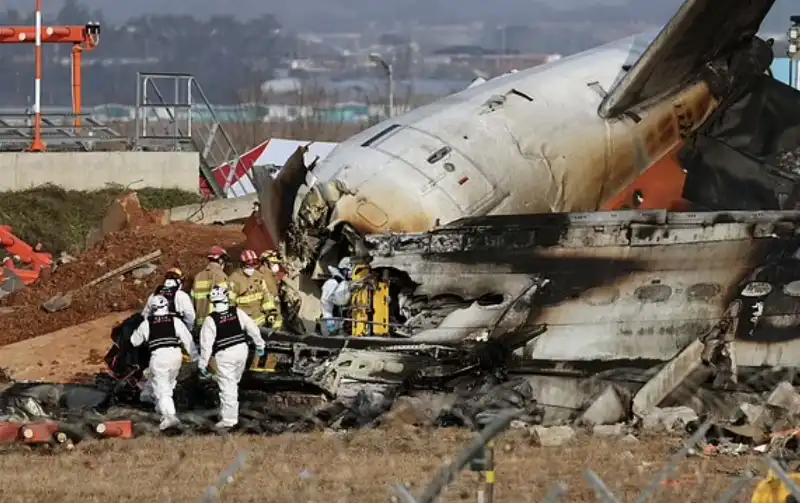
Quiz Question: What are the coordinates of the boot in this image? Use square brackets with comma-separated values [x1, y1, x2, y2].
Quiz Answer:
[159, 416, 181, 431]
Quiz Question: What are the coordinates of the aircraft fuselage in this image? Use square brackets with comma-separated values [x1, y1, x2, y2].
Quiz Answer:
[304, 30, 716, 238]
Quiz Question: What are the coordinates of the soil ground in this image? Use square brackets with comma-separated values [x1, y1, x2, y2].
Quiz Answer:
[0, 311, 134, 382]
[0, 222, 245, 346]
[0, 429, 762, 503]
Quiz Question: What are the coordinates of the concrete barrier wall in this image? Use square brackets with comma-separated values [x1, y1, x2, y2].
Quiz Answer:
[168, 194, 257, 224]
[0, 152, 200, 193]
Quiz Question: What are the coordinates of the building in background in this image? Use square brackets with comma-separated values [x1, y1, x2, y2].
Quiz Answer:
[771, 57, 799, 89]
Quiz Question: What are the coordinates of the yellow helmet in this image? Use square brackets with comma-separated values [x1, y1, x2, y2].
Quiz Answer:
[165, 267, 184, 281]
[260, 250, 281, 263]
[351, 264, 370, 281]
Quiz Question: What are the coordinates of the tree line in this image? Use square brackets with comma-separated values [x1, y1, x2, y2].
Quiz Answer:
[0, 0, 290, 107]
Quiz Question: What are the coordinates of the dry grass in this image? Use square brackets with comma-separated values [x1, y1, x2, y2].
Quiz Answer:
[0, 428, 762, 503]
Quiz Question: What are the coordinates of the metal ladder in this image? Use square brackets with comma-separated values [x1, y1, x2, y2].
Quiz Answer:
[132, 72, 252, 198]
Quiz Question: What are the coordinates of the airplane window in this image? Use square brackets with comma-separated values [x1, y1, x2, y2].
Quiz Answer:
[360, 124, 401, 147]
[427, 146, 451, 164]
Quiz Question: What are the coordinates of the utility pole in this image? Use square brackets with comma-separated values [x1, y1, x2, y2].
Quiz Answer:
[369, 52, 394, 118]
[790, 16, 800, 90]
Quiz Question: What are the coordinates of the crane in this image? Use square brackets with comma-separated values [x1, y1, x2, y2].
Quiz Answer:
[0, 1, 100, 151]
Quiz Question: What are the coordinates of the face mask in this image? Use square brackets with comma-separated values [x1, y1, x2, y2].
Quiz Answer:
[213, 302, 228, 313]
[271, 264, 280, 273]
[164, 279, 178, 289]
[243, 267, 255, 276]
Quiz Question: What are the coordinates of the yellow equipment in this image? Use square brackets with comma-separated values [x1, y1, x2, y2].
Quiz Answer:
[751, 469, 800, 503]
[249, 352, 279, 373]
[350, 265, 390, 337]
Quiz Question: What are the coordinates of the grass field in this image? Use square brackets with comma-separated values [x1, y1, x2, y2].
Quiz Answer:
[0, 428, 762, 503]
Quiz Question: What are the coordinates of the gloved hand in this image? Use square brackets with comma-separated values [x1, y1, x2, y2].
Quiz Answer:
[198, 366, 211, 379]
[255, 347, 265, 358]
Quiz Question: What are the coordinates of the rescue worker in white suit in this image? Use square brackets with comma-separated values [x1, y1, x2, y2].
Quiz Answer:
[139, 267, 196, 406]
[130, 294, 199, 430]
[141, 267, 196, 329]
[197, 285, 265, 429]
[320, 257, 353, 336]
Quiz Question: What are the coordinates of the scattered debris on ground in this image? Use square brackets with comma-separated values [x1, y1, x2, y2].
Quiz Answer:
[41, 249, 163, 313]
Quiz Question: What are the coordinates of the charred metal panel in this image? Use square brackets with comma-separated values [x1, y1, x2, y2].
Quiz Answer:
[365, 210, 800, 367]
[681, 75, 800, 211]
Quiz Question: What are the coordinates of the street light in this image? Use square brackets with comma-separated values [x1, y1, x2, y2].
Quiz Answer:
[788, 18, 799, 58]
[369, 52, 394, 118]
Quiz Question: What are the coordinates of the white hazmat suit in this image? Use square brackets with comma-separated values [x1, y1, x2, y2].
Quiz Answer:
[141, 279, 196, 328]
[139, 279, 196, 405]
[320, 261, 352, 336]
[130, 295, 198, 430]
[198, 286, 265, 428]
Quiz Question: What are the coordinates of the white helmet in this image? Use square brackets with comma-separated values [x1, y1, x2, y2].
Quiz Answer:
[328, 256, 352, 279]
[208, 285, 230, 313]
[338, 257, 352, 272]
[149, 294, 170, 316]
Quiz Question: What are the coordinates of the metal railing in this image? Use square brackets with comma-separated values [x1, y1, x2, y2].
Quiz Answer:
[133, 72, 249, 198]
[0, 112, 125, 152]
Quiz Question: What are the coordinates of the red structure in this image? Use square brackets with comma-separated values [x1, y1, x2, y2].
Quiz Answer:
[0, 4, 100, 151]
[94, 420, 133, 439]
[0, 225, 53, 286]
[601, 143, 691, 212]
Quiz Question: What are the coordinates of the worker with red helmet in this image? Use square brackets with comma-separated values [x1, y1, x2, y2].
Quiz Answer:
[190, 246, 229, 331]
[227, 249, 282, 329]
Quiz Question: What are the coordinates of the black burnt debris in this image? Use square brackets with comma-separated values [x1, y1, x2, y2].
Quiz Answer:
[0, 313, 544, 444]
[681, 74, 800, 211]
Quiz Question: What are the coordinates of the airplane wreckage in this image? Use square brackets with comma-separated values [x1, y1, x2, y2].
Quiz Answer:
[5, 0, 800, 439]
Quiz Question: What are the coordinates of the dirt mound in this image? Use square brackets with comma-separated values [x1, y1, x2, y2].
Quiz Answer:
[0, 185, 203, 255]
[0, 222, 245, 346]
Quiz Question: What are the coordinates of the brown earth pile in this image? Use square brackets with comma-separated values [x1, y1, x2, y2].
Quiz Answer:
[0, 222, 245, 346]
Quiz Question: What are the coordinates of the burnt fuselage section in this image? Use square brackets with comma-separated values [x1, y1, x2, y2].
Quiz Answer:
[361, 210, 800, 370]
